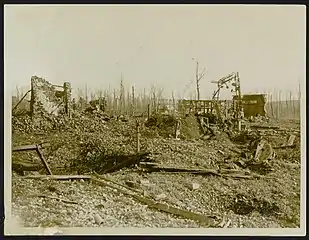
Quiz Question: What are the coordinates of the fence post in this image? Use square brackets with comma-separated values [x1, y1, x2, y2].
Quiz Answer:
[174, 119, 181, 140]
[63, 82, 72, 118]
[136, 120, 141, 153]
[147, 104, 150, 119]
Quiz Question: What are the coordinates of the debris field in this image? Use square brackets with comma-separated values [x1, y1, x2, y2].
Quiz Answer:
[11, 76, 301, 228]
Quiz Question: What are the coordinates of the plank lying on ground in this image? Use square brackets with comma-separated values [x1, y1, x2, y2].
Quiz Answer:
[273, 145, 296, 149]
[286, 134, 296, 147]
[140, 165, 253, 178]
[91, 176, 216, 227]
[250, 125, 280, 130]
[12, 143, 50, 152]
[132, 193, 216, 227]
[30, 194, 79, 204]
[20, 175, 92, 180]
[141, 164, 270, 180]
[159, 171, 262, 180]
[12, 145, 39, 152]
[93, 171, 143, 194]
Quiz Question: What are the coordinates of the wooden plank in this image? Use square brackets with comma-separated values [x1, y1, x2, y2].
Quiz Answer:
[250, 125, 280, 130]
[91, 176, 216, 227]
[12, 145, 38, 152]
[20, 175, 92, 180]
[30, 194, 78, 205]
[12, 143, 50, 152]
[273, 144, 296, 149]
[140, 164, 267, 180]
[36, 145, 53, 175]
[286, 134, 296, 147]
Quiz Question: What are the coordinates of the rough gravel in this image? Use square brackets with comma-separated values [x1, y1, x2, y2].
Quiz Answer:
[11, 116, 301, 228]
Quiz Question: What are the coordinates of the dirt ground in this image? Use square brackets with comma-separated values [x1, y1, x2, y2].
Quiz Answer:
[11, 114, 301, 228]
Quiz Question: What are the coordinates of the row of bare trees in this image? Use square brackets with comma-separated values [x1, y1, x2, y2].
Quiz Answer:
[12, 79, 301, 120]
[265, 88, 301, 120]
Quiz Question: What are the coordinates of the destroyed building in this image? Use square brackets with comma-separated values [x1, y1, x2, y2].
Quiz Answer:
[29, 76, 72, 118]
[240, 94, 267, 118]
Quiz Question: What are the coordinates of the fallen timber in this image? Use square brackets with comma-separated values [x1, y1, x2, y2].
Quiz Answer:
[138, 163, 270, 180]
[12, 143, 53, 175]
[19, 174, 217, 227]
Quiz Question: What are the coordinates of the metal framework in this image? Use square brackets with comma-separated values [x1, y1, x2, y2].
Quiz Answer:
[211, 72, 243, 121]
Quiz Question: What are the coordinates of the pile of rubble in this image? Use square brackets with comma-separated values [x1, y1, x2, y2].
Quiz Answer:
[11, 76, 300, 228]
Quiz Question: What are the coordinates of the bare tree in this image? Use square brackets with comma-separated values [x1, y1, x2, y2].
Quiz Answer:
[194, 60, 206, 101]
[119, 73, 125, 114]
[132, 86, 135, 116]
[85, 84, 88, 104]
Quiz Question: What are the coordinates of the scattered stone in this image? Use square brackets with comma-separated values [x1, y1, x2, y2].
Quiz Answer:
[125, 180, 138, 188]
[254, 139, 275, 161]
[285, 134, 296, 147]
[43, 227, 63, 235]
[94, 214, 103, 224]
[187, 182, 201, 190]
[154, 193, 167, 201]
[223, 219, 232, 228]
[218, 150, 225, 155]
[139, 179, 150, 186]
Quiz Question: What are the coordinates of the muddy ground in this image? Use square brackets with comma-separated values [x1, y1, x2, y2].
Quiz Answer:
[11, 114, 301, 228]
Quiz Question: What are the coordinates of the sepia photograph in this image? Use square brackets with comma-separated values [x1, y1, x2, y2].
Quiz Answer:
[4, 4, 306, 235]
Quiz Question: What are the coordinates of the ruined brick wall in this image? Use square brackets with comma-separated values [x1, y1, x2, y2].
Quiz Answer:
[242, 94, 267, 118]
[30, 76, 71, 118]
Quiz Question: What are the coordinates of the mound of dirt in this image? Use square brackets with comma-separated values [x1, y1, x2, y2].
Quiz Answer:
[228, 193, 280, 216]
[145, 113, 201, 139]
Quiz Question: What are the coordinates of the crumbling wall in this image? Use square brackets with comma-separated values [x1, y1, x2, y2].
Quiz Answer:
[242, 94, 267, 118]
[30, 76, 71, 118]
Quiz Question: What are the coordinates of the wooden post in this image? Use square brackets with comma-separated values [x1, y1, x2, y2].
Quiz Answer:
[290, 91, 294, 119]
[63, 82, 72, 118]
[238, 120, 242, 131]
[269, 92, 274, 119]
[175, 120, 181, 140]
[136, 121, 141, 153]
[147, 103, 150, 120]
[172, 91, 175, 116]
[196, 61, 200, 101]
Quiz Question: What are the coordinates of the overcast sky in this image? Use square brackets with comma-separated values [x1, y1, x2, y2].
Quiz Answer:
[4, 4, 306, 100]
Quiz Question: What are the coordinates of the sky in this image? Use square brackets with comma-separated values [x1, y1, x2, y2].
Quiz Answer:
[4, 4, 306, 100]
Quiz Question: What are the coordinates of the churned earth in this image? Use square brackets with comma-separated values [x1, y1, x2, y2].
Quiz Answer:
[11, 115, 301, 228]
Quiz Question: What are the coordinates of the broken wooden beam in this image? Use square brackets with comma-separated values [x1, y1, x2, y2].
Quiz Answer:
[91, 176, 216, 227]
[93, 172, 143, 195]
[36, 145, 53, 175]
[12, 144, 38, 152]
[250, 125, 280, 130]
[12, 89, 31, 112]
[132, 194, 215, 227]
[30, 194, 79, 205]
[273, 145, 296, 149]
[254, 139, 275, 161]
[140, 164, 220, 175]
[20, 175, 92, 180]
[282, 134, 296, 147]
[12, 143, 50, 152]
[139, 164, 263, 179]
